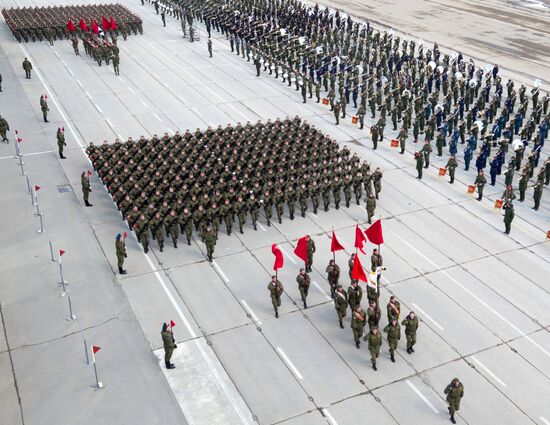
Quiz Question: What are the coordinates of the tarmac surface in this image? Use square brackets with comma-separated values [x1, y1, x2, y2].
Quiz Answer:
[0, 0, 549, 424]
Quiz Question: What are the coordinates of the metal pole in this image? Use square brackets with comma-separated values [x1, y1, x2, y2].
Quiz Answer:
[25, 174, 31, 195]
[34, 199, 41, 216]
[92, 361, 103, 388]
[19, 155, 26, 176]
[49, 240, 56, 262]
[32, 187, 37, 206]
[66, 294, 76, 321]
[59, 262, 68, 294]
[84, 339, 90, 365]
[37, 208, 45, 234]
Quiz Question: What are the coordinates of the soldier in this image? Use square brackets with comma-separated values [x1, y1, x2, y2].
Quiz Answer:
[81, 171, 92, 207]
[202, 225, 216, 261]
[208, 39, 213, 58]
[40, 95, 49, 123]
[236, 196, 247, 233]
[220, 199, 234, 235]
[421, 141, 432, 168]
[112, 54, 120, 76]
[501, 185, 516, 204]
[503, 202, 514, 235]
[296, 268, 310, 308]
[161, 322, 176, 369]
[71, 36, 79, 55]
[383, 318, 401, 362]
[150, 212, 166, 251]
[334, 284, 347, 328]
[254, 56, 261, 77]
[415, 151, 424, 179]
[371, 248, 383, 284]
[397, 127, 408, 154]
[305, 235, 316, 272]
[161, 10, 166, 27]
[135, 214, 150, 253]
[518, 171, 529, 201]
[366, 327, 382, 370]
[348, 253, 355, 280]
[347, 280, 363, 312]
[366, 193, 376, 224]
[115, 233, 127, 274]
[387, 295, 400, 322]
[444, 378, 465, 424]
[0, 115, 10, 142]
[445, 155, 458, 184]
[333, 101, 341, 125]
[57, 127, 66, 159]
[22, 57, 32, 79]
[372, 168, 383, 199]
[371, 124, 380, 150]
[326, 259, 340, 299]
[179, 207, 194, 245]
[267, 275, 284, 318]
[165, 209, 179, 247]
[474, 171, 487, 201]
[351, 306, 367, 348]
[367, 299, 381, 330]
[402, 311, 419, 354]
[533, 181, 543, 211]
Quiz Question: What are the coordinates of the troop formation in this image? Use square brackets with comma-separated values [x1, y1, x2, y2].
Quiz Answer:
[86, 117, 382, 261]
[2, 3, 142, 43]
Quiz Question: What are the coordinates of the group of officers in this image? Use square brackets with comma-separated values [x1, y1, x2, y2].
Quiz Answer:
[78, 33, 121, 75]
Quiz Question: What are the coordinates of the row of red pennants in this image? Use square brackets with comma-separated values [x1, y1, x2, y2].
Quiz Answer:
[272, 219, 384, 286]
[66, 17, 118, 34]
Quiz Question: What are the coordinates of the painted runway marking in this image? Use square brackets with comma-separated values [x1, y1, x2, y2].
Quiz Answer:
[85, 91, 91, 98]
[95, 104, 103, 113]
[128, 87, 135, 94]
[312, 280, 332, 301]
[0, 150, 53, 160]
[322, 409, 339, 425]
[68, 68, 74, 76]
[406, 380, 439, 414]
[166, 128, 174, 135]
[140, 99, 149, 108]
[213, 260, 230, 282]
[540, 417, 550, 425]
[471, 356, 507, 387]
[258, 223, 266, 231]
[153, 112, 162, 122]
[412, 303, 444, 331]
[106, 118, 114, 128]
[76, 79, 83, 87]
[277, 347, 303, 380]
[280, 247, 297, 264]
[241, 300, 261, 325]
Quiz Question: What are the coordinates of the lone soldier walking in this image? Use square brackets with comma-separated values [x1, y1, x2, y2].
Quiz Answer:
[326, 259, 340, 298]
[383, 318, 401, 362]
[161, 323, 176, 369]
[503, 202, 515, 234]
[268, 275, 284, 318]
[112, 54, 120, 76]
[207, 39, 213, 58]
[401, 311, 419, 354]
[115, 233, 127, 274]
[202, 225, 216, 261]
[351, 306, 367, 348]
[296, 268, 310, 308]
[334, 284, 347, 328]
[22, 57, 32, 79]
[40, 95, 49, 122]
[57, 128, 66, 158]
[81, 171, 92, 206]
[0, 115, 10, 142]
[444, 378, 464, 424]
[366, 327, 382, 370]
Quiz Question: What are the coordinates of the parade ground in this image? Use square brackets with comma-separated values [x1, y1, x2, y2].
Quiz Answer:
[0, 0, 549, 424]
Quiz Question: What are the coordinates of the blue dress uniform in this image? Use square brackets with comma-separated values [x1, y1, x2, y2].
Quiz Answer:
[464, 145, 473, 171]
[489, 158, 498, 186]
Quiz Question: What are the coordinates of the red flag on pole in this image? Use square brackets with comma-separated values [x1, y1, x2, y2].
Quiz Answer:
[91, 20, 99, 34]
[101, 16, 111, 31]
[354, 224, 367, 254]
[34, 185, 41, 191]
[170, 320, 176, 327]
[92, 345, 101, 354]
[15, 129, 18, 134]
[87, 170, 92, 176]
[123, 231, 127, 238]
[293, 236, 308, 263]
[330, 231, 345, 252]
[110, 16, 118, 31]
[66, 18, 76, 32]
[78, 18, 88, 32]
[59, 249, 66, 257]
[17, 138, 22, 143]
[365, 219, 384, 245]
[351, 254, 368, 282]
[272, 244, 284, 270]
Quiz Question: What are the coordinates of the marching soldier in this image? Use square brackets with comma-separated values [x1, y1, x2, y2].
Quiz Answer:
[0, 115, 9, 142]
[366, 193, 376, 224]
[161, 322, 176, 369]
[22, 57, 32, 79]
[444, 378, 465, 424]
[334, 284, 347, 328]
[306, 235, 316, 272]
[150, 212, 166, 251]
[165, 209, 179, 247]
[366, 327, 382, 370]
[326, 259, 340, 298]
[202, 225, 216, 261]
[115, 233, 127, 274]
[402, 311, 419, 354]
[383, 318, 401, 362]
[57, 127, 66, 159]
[367, 300, 381, 330]
[135, 214, 150, 253]
[112, 54, 120, 76]
[351, 306, 367, 348]
[296, 268, 310, 308]
[207, 39, 213, 57]
[267, 275, 284, 318]
[40, 95, 49, 122]
[348, 253, 355, 280]
[81, 171, 92, 207]
[387, 295, 401, 322]
[347, 279, 363, 312]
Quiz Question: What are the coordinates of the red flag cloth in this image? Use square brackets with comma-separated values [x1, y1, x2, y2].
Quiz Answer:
[15, 129, 18, 134]
[101, 16, 110, 31]
[123, 231, 127, 238]
[293, 236, 308, 263]
[272, 244, 284, 270]
[92, 345, 101, 354]
[351, 254, 367, 282]
[17, 138, 22, 143]
[78, 18, 88, 32]
[330, 231, 345, 252]
[87, 170, 92, 176]
[110, 16, 118, 31]
[59, 249, 66, 256]
[66, 18, 76, 32]
[91, 20, 99, 34]
[34, 185, 41, 191]
[354, 224, 367, 254]
[170, 320, 176, 327]
[365, 219, 384, 245]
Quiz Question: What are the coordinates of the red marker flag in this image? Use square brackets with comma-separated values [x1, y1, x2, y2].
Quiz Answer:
[66, 18, 76, 32]
[354, 224, 367, 254]
[87, 170, 92, 176]
[351, 253, 368, 282]
[330, 231, 345, 252]
[92, 345, 101, 354]
[365, 219, 384, 245]
[170, 320, 176, 327]
[17, 138, 23, 143]
[15, 129, 18, 134]
[59, 249, 66, 257]
[123, 231, 127, 238]
[293, 236, 308, 263]
[110, 16, 118, 31]
[34, 185, 41, 191]
[272, 243, 284, 271]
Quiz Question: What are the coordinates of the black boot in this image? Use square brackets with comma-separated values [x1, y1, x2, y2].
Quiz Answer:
[411, 347, 415, 353]
[118, 266, 127, 275]
[450, 415, 456, 424]
[85, 201, 93, 207]
[372, 362, 377, 371]
[165, 361, 175, 369]
[159, 243, 163, 252]
[275, 311, 279, 318]
[391, 354, 395, 362]
[339, 321, 344, 329]
[407, 347, 411, 354]
[174, 241, 178, 248]
[303, 301, 307, 309]
[355, 341, 360, 349]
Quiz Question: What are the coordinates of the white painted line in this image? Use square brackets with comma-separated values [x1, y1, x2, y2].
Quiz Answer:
[128, 87, 136, 94]
[117, 134, 124, 140]
[193, 107, 203, 117]
[205, 86, 226, 103]
[140, 99, 149, 108]
[166, 128, 174, 135]
[76, 79, 83, 87]
[406, 380, 439, 414]
[0, 149, 54, 160]
[226, 103, 249, 120]
[312, 280, 332, 301]
[68, 68, 74, 76]
[61, 60, 67, 66]
[53, 51, 60, 58]
[177, 94, 186, 103]
[153, 112, 162, 122]
[471, 356, 507, 387]
[280, 247, 297, 264]
[258, 223, 266, 231]
[322, 409, 339, 425]
[241, 300, 261, 325]
[412, 303, 444, 331]
[540, 417, 550, 425]
[277, 347, 303, 380]
[213, 260, 230, 282]
[95, 104, 103, 113]
[106, 118, 114, 128]
[85, 91, 91, 98]
[306, 212, 318, 220]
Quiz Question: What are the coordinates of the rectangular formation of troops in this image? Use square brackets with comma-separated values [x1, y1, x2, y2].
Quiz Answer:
[1, 3, 143, 43]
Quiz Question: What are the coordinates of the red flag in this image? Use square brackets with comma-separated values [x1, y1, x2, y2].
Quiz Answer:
[101, 16, 111, 31]
[66, 18, 76, 32]
[351, 254, 368, 282]
[87, 170, 92, 176]
[293, 236, 308, 263]
[59, 249, 66, 256]
[123, 231, 127, 238]
[354, 224, 367, 254]
[272, 243, 284, 271]
[110, 16, 118, 31]
[62, 126, 65, 132]
[365, 219, 384, 245]
[92, 345, 101, 353]
[91, 20, 99, 34]
[17, 137, 22, 143]
[330, 231, 345, 252]
[15, 129, 18, 134]
[170, 320, 176, 327]
[34, 185, 41, 191]
[79, 18, 88, 32]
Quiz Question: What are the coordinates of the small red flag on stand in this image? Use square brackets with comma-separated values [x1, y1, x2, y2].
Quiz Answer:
[34, 185, 41, 191]
[293, 236, 308, 263]
[123, 231, 127, 238]
[354, 224, 367, 254]
[17, 138, 22, 143]
[365, 219, 384, 245]
[92, 345, 101, 354]
[59, 249, 66, 257]
[330, 231, 345, 252]
[170, 320, 176, 327]
[272, 244, 284, 270]
[87, 170, 92, 176]
[66, 18, 76, 32]
[351, 254, 367, 282]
